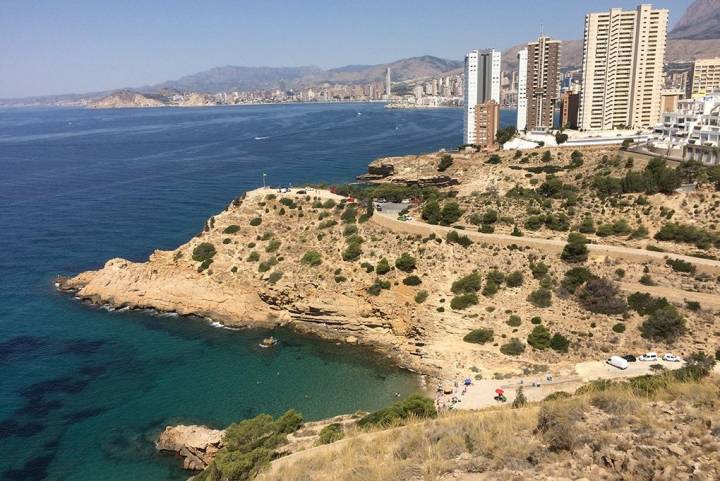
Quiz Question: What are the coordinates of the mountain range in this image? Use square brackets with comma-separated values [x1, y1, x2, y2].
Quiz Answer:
[2, 0, 719, 105]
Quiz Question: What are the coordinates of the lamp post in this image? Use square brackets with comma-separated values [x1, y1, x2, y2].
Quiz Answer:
[262, 173, 267, 189]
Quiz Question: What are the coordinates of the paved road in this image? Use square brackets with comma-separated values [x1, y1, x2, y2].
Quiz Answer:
[371, 211, 720, 307]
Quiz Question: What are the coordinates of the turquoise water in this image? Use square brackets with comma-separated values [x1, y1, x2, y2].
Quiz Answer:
[0, 104, 514, 480]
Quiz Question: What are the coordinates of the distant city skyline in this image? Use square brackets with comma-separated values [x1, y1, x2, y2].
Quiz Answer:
[0, 0, 693, 98]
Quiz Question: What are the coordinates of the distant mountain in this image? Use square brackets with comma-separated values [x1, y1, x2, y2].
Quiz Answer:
[154, 65, 324, 93]
[670, 0, 720, 40]
[151, 56, 462, 93]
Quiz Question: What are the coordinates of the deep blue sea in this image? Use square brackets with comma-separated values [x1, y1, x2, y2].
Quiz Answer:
[0, 103, 515, 481]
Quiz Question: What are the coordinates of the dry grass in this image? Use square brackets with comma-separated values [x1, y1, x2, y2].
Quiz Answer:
[256, 375, 720, 481]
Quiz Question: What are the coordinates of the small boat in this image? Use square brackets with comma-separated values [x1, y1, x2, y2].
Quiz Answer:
[259, 336, 279, 348]
[254, 136, 270, 140]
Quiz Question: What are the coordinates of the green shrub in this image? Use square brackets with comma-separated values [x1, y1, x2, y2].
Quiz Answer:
[511, 225, 523, 237]
[367, 279, 391, 296]
[482, 279, 498, 297]
[486, 269, 505, 285]
[414, 290, 429, 304]
[486, 154, 501, 164]
[654, 222, 720, 249]
[500, 338, 525, 356]
[528, 288, 552, 307]
[343, 225, 358, 237]
[451, 272, 482, 294]
[301, 250, 322, 267]
[247, 251, 260, 262]
[318, 219, 338, 229]
[612, 323, 626, 333]
[223, 238, 231, 245]
[640, 305, 686, 342]
[334, 275, 347, 283]
[360, 262, 374, 273]
[479, 223, 494, 233]
[376, 258, 391, 275]
[265, 239, 281, 253]
[561, 267, 591, 293]
[438, 154, 453, 172]
[258, 256, 278, 273]
[450, 293, 478, 310]
[507, 315, 522, 327]
[357, 394, 436, 428]
[403, 275, 422, 286]
[268, 271, 283, 284]
[577, 278, 627, 315]
[550, 334, 570, 353]
[321, 199, 336, 209]
[506, 270, 524, 287]
[192, 242, 217, 263]
[447, 230, 473, 247]
[530, 261, 549, 279]
[577, 216, 595, 234]
[223, 225, 240, 234]
[639, 274, 655, 286]
[341, 206, 357, 224]
[665, 258, 696, 274]
[342, 242, 362, 261]
[627, 292, 670, 316]
[395, 253, 417, 272]
[531, 316, 542, 325]
[527, 325, 552, 350]
[249, 217, 262, 226]
[463, 328, 494, 344]
[317, 423, 344, 445]
[561, 233, 589, 263]
[440, 202, 463, 225]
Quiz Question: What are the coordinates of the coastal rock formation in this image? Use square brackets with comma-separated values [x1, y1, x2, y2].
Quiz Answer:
[361, 154, 460, 187]
[156, 424, 224, 470]
[87, 90, 165, 109]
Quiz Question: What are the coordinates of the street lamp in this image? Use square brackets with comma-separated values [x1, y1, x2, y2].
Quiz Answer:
[262, 173, 267, 189]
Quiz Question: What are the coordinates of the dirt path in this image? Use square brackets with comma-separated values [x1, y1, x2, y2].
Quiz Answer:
[371, 212, 720, 308]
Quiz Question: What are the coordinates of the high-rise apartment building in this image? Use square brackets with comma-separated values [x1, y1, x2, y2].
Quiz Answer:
[463, 49, 501, 145]
[689, 58, 720, 98]
[516, 49, 528, 131]
[560, 91, 580, 129]
[474, 100, 500, 149]
[385, 67, 392, 99]
[526, 36, 561, 131]
[579, 4, 668, 131]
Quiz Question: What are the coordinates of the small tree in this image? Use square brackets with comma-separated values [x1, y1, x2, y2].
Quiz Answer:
[512, 386, 528, 408]
[527, 325, 552, 350]
[550, 334, 570, 353]
[577, 277, 627, 314]
[463, 328, 494, 344]
[561, 233, 589, 263]
[438, 154, 453, 172]
[506, 270, 524, 287]
[376, 257, 391, 275]
[500, 338, 525, 356]
[301, 250, 322, 266]
[395, 253, 417, 272]
[640, 305, 686, 342]
[528, 288, 552, 308]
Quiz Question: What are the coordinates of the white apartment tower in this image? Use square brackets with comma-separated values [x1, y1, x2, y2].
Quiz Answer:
[463, 49, 501, 144]
[385, 67, 392, 99]
[516, 49, 528, 131]
[579, 4, 669, 131]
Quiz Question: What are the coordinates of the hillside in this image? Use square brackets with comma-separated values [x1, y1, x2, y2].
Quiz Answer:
[670, 0, 720, 40]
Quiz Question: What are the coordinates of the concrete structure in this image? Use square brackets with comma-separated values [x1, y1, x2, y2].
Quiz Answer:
[660, 89, 683, 113]
[474, 100, 500, 149]
[516, 49, 528, 132]
[385, 67, 392, 99]
[526, 36, 561, 131]
[463, 49, 501, 145]
[650, 91, 720, 165]
[689, 58, 720, 99]
[579, 4, 668, 131]
[560, 91, 580, 129]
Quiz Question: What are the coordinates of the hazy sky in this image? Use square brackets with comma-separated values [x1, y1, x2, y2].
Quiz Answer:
[1, 0, 693, 98]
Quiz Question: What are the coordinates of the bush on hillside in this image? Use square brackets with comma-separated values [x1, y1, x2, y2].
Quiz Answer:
[414, 290, 429, 304]
[463, 328, 494, 344]
[376, 258, 391, 275]
[560, 267, 591, 293]
[451, 272, 482, 294]
[506, 270, 524, 287]
[438, 154, 453, 172]
[451, 293, 478, 310]
[561, 233, 589, 263]
[301, 250, 322, 267]
[640, 305, 686, 342]
[357, 394, 436, 428]
[223, 225, 240, 234]
[403, 275, 422, 286]
[627, 292, 670, 316]
[395, 253, 417, 272]
[577, 278, 627, 315]
[192, 243, 217, 263]
[447, 230, 473, 247]
[527, 325, 552, 350]
[317, 423, 344, 445]
[550, 333, 570, 353]
[665, 258, 696, 274]
[249, 217, 262, 226]
[528, 288, 552, 308]
[500, 338, 526, 356]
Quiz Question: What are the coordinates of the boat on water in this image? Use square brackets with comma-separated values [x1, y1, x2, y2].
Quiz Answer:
[259, 336, 279, 348]
[254, 136, 270, 140]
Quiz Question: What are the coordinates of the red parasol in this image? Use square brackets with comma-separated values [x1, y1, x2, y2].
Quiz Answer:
[495, 388, 504, 395]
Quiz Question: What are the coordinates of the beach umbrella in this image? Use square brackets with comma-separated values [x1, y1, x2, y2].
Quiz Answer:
[495, 388, 504, 395]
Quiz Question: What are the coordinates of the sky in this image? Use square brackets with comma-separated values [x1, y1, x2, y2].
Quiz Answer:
[0, 0, 694, 98]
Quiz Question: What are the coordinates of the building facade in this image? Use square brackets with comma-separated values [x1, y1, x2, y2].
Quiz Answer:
[474, 100, 500, 149]
[650, 91, 720, 165]
[579, 4, 668, 131]
[385, 67, 392, 99]
[463, 49, 501, 145]
[526, 36, 561, 131]
[516, 49, 528, 131]
[689, 58, 720, 98]
[560, 91, 580, 129]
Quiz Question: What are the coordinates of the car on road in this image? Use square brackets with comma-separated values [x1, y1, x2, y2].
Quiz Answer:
[622, 354, 637, 362]
[375, 203, 382, 211]
[638, 352, 658, 362]
[296, 189, 306, 195]
[607, 356, 629, 370]
[662, 353, 681, 362]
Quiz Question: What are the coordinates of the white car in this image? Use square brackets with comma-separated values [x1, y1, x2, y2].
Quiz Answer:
[662, 353, 681, 362]
[606, 356, 629, 370]
[638, 352, 658, 362]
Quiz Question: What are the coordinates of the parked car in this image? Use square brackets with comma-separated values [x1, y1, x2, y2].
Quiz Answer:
[622, 354, 637, 362]
[662, 353, 681, 362]
[296, 189, 306, 195]
[639, 352, 658, 362]
[607, 356, 629, 370]
[375, 203, 382, 211]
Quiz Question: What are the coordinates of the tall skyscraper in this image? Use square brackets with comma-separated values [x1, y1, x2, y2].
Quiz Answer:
[525, 36, 561, 131]
[385, 67, 392, 99]
[463, 49, 501, 145]
[689, 58, 720, 98]
[474, 100, 500, 149]
[579, 4, 668, 131]
[516, 49, 528, 131]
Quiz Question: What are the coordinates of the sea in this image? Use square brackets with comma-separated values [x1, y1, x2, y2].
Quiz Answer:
[0, 103, 516, 481]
